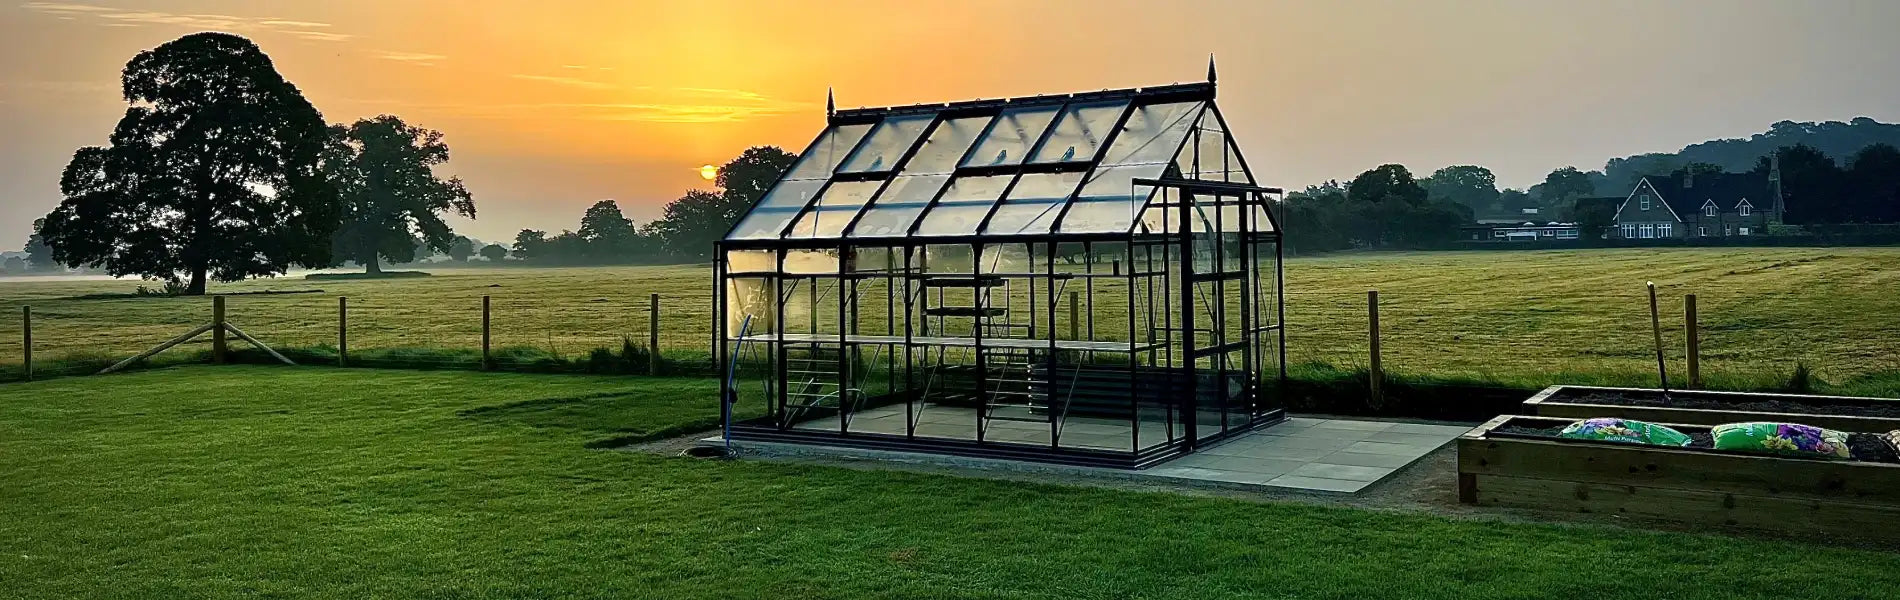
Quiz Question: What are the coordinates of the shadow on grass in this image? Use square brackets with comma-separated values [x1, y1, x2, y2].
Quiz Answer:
[457, 383, 743, 449]
[303, 271, 432, 281]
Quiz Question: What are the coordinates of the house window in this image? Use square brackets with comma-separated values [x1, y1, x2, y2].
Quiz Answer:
[1658, 223, 1673, 237]
[1739, 227, 1751, 236]
[1639, 223, 1654, 239]
[1704, 204, 1717, 217]
[1640, 194, 1652, 211]
[1725, 226, 1733, 236]
[1557, 229, 1578, 240]
[1739, 204, 1751, 217]
[1698, 226, 1707, 237]
[1621, 224, 1636, 238]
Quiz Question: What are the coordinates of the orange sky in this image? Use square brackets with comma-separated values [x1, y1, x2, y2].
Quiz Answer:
[5, 0, 1900, 247]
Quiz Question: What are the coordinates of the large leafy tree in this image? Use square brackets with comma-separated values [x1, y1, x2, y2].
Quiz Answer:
[1421, 165, 1500, 215]
[23, 218, 56, 272]
[646, 146, 797, 260]
[1847, 143, 1900, 223]
[37, 32, 337, 294]
[478, 243, 508, 262]
[329, 115, 475, 273]
[1536, 166, 1596, 212]
[578, 199, 643, 259]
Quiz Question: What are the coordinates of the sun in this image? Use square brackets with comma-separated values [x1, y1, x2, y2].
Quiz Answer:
[698, 164, 717, 181]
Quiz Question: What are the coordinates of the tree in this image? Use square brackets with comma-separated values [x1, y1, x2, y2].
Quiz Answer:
[2, 257, 23, 274]
[577, 199, 643, 259]
[1847, 143, 1900, 223]
[645, 146, 798, 260]
[1536, 166, 1596, 212]
[447, 235, 475, 262]
[1753, 144, 1841, 224]
[511, 230, 548, 260]
[23, 218, 56, 272]
[328, 115, 475, 273]
[1497, 188, 1535, 214]
[1348, 164, 1429, 205]
[479, 243, 508, 262]
[1420, 165, 1500, 215]
[36, 33, 337, 294]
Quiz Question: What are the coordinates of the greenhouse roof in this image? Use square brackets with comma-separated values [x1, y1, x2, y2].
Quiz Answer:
[723, 81, 1274, 244]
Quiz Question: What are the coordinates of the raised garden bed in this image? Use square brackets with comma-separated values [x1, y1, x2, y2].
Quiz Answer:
[1458, 415, 1900, 541]
[1523, 385, 1900, 433]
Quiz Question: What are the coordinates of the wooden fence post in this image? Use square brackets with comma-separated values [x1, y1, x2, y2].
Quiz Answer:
[1685, 293, 1700, 388]
[21, 306, 31, 381]
[649, 293, 661, 375]
[1368, 290, 1382, 404]
[212, 295, 227, 364]
[481, 295, 491, 371]
[337, 297, 348, 367]
[1068, 291, 1079, 340]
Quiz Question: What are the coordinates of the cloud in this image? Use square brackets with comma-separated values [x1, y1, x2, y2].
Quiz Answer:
[20, 3, 354, 41]
[510, 74, 618, 91]
[377, 51, 447, 66]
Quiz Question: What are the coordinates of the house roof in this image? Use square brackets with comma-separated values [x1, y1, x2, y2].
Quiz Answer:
[722, 81, 1272, 244]
[1638, 172, 1772, 216]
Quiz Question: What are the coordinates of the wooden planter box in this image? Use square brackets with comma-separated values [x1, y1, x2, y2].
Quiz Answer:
[1458, 415, 1900, 540]
[1524, 385, 1900, 433]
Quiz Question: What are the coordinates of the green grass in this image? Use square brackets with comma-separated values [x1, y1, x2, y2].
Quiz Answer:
[4, 248, 1900, 394]
[2, 366, 1898, 598]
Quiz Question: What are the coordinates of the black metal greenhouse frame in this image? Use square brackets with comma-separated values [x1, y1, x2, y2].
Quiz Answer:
[713, 79, 1286, 468]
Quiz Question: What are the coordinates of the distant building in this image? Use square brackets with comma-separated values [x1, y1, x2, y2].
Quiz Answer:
[1461, 221, 1579, 241]
[1612, 171, 1784, 239]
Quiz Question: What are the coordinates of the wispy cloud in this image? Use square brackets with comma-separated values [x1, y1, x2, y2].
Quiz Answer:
[377, 51, 447, 66]
[510, 74, 617, 91]
[20, 3, 353, 42]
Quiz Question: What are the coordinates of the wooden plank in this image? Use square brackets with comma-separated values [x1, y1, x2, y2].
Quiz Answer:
[212, 295, 227, 364]
[1470, 473, 1900, 541]
[1530, 400, 1900, 433]
[1367, 290, 1381, 405]
[1460, 430, 1900, 504]
[98, 323, 215, 375]
[21, 306, 30, 381]
[649, 293, 661, 375]
[1685, 294, 1700, 388]
[223, 323, 296, 366]
[337, 296, 348, 367]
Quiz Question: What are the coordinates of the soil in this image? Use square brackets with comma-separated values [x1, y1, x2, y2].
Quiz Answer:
[1565, 390, 1900, 419]
[1494, 424, 1900, 464]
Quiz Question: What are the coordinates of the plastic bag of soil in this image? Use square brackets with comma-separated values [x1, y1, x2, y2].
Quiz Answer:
[1711, 422, 1852, 459]
[1558, 418, 1692, 446]
[1884, 430, 1900, 456]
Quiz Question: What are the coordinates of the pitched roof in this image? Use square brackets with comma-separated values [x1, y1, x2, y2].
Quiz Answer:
[1639, 172, 1772, 215]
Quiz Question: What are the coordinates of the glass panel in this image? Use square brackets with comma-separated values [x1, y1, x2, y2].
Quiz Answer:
[982, 171, 1084, 235]
[1174, 112, 1252, 183]
[786, 180, 883, 239]
[847, 174, 949, 238]
[912, 175, 1012, 236]
[727, 179, 826, 239]
[960, 105, 1061, 168]
[785, 123, 874, 180]
[1028, 101, 1127, 164]
[903, 115, 992, 174]
[837, 114, 934, 173]
[1101, 102, 1201, 166]
[1060, 162, 1167, 234]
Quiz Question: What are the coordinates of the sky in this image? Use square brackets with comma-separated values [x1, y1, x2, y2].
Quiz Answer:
[4, 0, 1899, 249]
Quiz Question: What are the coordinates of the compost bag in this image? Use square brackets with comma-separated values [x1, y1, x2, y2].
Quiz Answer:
[1710, 422, 1852, 459]
[1558, 418, 1692, 446]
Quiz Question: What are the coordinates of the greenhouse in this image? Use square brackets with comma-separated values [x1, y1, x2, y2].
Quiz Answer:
[715, 76, 1286, 468]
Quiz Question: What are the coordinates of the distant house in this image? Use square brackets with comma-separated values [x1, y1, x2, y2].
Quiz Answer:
[1461, 221, 1580, 241]
[1612, 171, 1784, 239]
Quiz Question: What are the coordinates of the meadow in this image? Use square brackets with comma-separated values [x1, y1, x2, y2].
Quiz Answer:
[2, 247, 1899, 394]
[2, 365, 1897, 599]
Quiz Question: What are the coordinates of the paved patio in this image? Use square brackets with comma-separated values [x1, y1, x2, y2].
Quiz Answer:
[1145, 417, 1472, 492]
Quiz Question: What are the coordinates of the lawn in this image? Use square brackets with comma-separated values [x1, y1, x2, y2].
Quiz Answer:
[3, 247, 1900, 394]
[2, 366, 1898, 599]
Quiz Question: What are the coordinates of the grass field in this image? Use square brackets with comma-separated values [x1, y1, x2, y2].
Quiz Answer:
[3, 248, 1899, 394]
[3, 365, 1897, 599]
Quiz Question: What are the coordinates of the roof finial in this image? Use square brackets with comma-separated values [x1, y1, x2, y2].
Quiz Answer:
[826, 87, 835, 117]
[1207, 54, 1217, 84]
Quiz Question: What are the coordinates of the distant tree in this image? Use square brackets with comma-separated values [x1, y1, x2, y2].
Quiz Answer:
[511, 230, 548, 260]
[1497, 188, 1535, 214]
[1847, 143, 1900, 223]
[1348, 164, 1429, 205]
[1603, 153, 1684, 190]
[36, 33, 337, 295]
[1536, 166, 1596, 212]
[447, 235, 475, 262]
[23, 218, 56, 272]
[2, 257, 23, 274]
[1752, 144, 1841, 224]
[577, 199, 644, 260]
[478, 243, 508, 262]
[328, 115, 475, 274]
[1420, 165, 1500, 214]
[646, 146, 798, 260]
